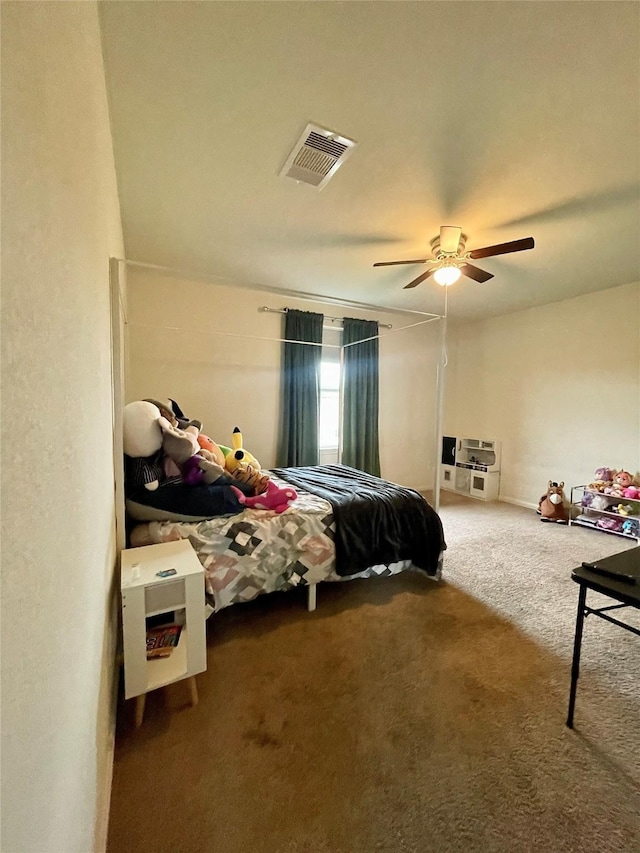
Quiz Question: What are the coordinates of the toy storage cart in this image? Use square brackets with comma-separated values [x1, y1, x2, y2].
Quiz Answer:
[569, 485, 640, 543]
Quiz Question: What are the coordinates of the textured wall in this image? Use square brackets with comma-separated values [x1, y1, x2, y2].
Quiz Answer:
[126, 267, 441, 491]
[1, 3, 124, 851]
[444, 282, 640, 507]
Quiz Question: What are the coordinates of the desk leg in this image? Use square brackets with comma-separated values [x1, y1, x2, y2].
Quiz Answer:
[567, 584, 587, 728]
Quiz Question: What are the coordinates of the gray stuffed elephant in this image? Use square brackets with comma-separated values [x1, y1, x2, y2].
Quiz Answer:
[158, 417, 225, 486]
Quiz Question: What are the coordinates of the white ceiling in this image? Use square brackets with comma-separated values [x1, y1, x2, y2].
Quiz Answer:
[99, 1, 640, 321]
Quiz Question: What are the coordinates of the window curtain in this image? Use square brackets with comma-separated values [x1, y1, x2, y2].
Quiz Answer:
[277, 309, 324, 467]
[341, 318, 381, 476]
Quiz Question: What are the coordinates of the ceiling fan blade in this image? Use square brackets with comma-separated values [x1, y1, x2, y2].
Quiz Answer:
[373, 258, 429, 267]
[469, 237, 535, 260]
[440, 225, 462, 254]
[459, 263, 494, 283]
[403, 269, 435, 289]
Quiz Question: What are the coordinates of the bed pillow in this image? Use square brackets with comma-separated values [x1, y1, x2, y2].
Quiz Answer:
[126, 481, 249, 523]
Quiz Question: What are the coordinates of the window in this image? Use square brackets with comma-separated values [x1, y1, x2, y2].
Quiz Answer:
[319, 361, 341, 450]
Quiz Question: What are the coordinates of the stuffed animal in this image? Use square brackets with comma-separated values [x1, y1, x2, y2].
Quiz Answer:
[227, 463, 270, 495]
[197, 433, 226, 468]
[622, 518, 640, 537]
[590, 494, 610, 511]
[123, 401, 163, 458]
[123, 401, 166, 490]
[224, 426, 269, 493]
[226, 426, 261, 469]
[596, 516, 624, 532]
[158, 417, 225, 486]
[623, 486, 640, 500]
[230, 480, 297, 514]
[144, 398, 202, 432]
[604, 470, 634, 497]
[615, 504, 634, 517]
[537, 481, 568, 523]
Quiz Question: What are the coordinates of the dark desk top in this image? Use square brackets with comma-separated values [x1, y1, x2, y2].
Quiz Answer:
[572, 547, 640, 606]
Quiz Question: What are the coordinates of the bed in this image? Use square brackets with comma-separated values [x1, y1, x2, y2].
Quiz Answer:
[129, 464, 446, 614]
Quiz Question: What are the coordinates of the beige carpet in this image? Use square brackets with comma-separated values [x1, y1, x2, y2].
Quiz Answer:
[107, 493, 639, 853]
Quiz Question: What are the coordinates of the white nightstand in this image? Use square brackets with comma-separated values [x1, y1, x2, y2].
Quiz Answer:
[121, 539, 207, 727]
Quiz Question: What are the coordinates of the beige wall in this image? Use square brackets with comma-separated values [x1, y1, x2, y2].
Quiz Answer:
[444, 282, 640, 507]
[126, 267, 442, 490]
[1, 4, 124, 852]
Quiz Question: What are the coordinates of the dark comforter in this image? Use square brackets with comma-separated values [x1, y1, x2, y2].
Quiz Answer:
[272, 464, 446, 577]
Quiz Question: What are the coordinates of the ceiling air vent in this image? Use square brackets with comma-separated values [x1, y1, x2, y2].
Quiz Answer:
[279, 123, 358, 190]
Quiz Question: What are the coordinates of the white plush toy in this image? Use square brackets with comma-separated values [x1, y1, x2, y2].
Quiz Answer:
[123, 400, 225, 490]
[122, 401, 163, 458]
[122, 401, 165, 491]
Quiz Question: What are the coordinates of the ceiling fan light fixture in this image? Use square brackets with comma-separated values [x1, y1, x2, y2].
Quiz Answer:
[434, 265, 461, 286]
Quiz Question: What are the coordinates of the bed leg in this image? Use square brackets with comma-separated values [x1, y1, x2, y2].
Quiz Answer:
[307, 583, 317, 612]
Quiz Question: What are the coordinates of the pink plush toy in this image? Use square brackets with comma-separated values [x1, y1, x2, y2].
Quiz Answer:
[230, 480, 297, 513]
[614, 470, 634, 489]
[623, 486, 640, 499]
[605, 470, 635, 497]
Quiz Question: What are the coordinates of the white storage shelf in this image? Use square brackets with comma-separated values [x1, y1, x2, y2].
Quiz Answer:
[121, 539, 207, 703]
[569, 485, 640, 543]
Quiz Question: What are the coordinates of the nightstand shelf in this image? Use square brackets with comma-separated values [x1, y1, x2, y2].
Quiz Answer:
[121, 539, 207, 727]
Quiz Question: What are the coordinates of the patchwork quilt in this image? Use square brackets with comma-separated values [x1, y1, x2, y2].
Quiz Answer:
[139, 474, 442, 613]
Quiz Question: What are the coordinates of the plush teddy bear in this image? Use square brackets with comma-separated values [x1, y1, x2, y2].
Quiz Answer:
[537, 481, 568, 523]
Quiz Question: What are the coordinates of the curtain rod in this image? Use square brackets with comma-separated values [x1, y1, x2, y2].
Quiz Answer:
[259, 306, 392, 329]
[116, 258, 443, 320]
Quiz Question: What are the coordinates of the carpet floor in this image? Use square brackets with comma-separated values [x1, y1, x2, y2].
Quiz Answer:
[107, 493, 639, 853]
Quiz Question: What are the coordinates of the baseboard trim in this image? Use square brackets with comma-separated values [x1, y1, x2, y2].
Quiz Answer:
[499, 495, 538, 511]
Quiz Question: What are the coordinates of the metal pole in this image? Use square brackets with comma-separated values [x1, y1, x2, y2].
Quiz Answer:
[432, 290, 448, 512]
[338, 344, 345, 464]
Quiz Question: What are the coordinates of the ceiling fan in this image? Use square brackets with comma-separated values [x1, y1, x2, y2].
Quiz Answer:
[373, 226, 535, 289]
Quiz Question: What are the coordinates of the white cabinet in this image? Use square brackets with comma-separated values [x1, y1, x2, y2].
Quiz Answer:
[441, 464, 456, 490]
[455, 467, 471, 494]
[121, 539, 207, 726]
[470, 471, 500, 501]
[441, 436, 501, 501]
[569, 486, 640, 543]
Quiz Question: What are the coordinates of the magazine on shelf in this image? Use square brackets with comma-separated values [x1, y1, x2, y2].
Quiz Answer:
[146, 624, 183, 659]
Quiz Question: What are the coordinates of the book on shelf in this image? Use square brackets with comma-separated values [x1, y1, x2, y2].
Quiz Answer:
[146, 624, 182, 659]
